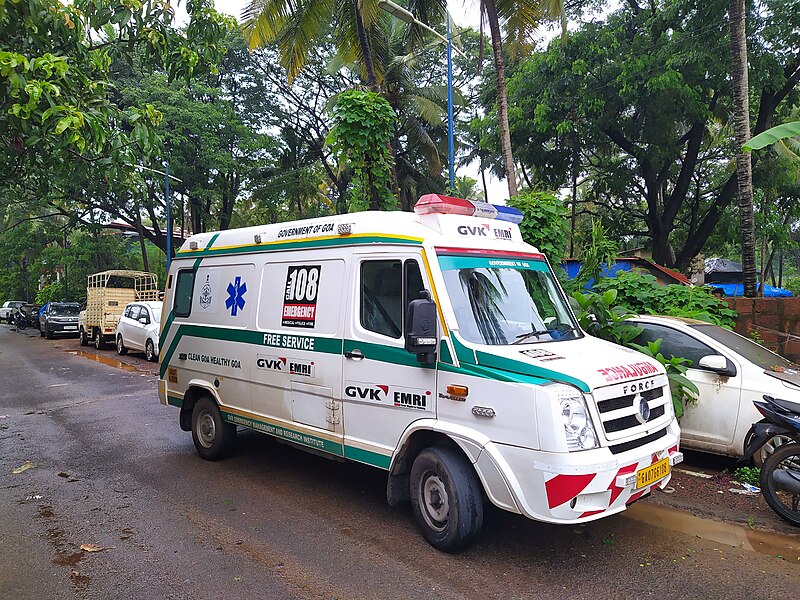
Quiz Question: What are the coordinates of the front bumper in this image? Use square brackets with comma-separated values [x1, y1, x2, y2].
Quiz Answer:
[478, 420, 682, 524]
[46, 321, 80, 335]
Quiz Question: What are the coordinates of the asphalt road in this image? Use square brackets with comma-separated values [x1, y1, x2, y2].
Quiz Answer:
[1, 325, 798, 600]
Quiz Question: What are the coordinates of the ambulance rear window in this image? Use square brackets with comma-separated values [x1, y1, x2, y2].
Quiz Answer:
[174, 270, 195, 317]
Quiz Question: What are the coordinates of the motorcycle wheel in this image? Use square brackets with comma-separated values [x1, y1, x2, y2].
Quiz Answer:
[760, 442, 800, 527]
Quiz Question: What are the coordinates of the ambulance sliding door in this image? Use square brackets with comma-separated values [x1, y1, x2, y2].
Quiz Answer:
[342, 251, 436, 466]
[255, 253, 347, 450]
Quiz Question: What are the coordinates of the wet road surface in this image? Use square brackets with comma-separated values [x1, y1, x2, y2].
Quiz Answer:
[1, 325, 798, 599]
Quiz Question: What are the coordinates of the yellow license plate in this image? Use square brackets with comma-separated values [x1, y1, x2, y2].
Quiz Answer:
[636, 458, 670, 489]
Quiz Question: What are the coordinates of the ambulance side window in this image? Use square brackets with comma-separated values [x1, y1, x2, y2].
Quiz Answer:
[174, 270, 195, 317]
[361, 261, 402, 338]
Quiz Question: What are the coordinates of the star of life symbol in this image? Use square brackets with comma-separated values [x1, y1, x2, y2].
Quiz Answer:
[225, 276, 247, 316]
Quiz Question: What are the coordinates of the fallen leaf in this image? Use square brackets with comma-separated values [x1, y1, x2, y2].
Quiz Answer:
[12, 461, 36, 474]
[80, 543, 113, 553]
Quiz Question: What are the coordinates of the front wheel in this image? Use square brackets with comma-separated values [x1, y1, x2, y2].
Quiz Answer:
[191, 397, 236, 460]
[409, 447, 484, 552]
[145, 339, 157, 362]
[760, 442, 800, 527]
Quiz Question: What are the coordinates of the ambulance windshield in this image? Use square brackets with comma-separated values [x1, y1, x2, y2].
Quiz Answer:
[438, 253, 581, 346]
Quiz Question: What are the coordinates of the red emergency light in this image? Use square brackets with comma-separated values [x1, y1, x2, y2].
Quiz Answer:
[413, 194, 524, 224]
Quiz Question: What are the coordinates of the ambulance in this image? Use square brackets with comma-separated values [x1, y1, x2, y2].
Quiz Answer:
[158, 194, 682, 551]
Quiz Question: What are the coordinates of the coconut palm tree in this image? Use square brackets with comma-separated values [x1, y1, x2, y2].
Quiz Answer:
[728, 0, 757, 297]
[479, 0, 563, 198]
[242, 0, 446, 89]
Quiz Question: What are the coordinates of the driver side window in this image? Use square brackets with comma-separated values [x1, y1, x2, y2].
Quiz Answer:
[359, 259, 425, 339]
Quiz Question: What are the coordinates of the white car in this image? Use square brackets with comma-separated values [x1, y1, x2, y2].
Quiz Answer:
[0, 301, 24, 323]
[115, 301, 162, 362]
[628, 315, 800, 464]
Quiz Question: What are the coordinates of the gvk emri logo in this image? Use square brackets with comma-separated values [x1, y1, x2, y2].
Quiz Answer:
[226, 276, 247, 316]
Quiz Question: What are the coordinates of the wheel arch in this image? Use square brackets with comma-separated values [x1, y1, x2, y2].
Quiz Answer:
[179, 382, 221, 432]
[386, 420, 491, 507]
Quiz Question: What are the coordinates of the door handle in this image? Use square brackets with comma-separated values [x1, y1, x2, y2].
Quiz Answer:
[345, 349, 365, 360]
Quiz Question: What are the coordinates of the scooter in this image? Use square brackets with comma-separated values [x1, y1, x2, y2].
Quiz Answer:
[741, 395, 800, 526]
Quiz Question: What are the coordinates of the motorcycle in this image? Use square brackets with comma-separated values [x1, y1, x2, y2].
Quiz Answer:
[14, 309, 31, 331]
[741, 395, 800, 526]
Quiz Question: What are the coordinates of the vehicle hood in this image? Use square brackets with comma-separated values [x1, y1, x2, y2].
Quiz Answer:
[765, 367, 800, 389]
[460, 334, 665, 393]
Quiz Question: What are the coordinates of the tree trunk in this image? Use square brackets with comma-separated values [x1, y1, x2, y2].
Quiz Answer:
[354, 0, 378, 90]
[483, 0, 518, 198]
[729, 0, 758, 297]
[135, 202, 149, 272]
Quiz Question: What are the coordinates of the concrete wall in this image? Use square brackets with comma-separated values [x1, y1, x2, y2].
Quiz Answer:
[726, 297, 800, 362]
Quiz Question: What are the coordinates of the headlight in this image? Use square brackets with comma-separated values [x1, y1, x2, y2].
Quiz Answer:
[549, 384, 599, 451]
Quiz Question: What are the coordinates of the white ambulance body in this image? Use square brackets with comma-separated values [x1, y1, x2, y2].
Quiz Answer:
[158, 194, 682, 551]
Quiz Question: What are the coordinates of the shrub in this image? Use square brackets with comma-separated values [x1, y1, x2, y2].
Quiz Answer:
[592, 271, 738, 328]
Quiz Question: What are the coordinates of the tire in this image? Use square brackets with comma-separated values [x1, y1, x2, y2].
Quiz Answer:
[409, 446, 484, 552]
[44, 328, 53, 339]
[751, 433, 796, 467]
[94, 328, 105, 350]
[40, 329, 45, 338]
[116, 335, 128, 356]
[79, 327, 88, 346]
[191, 397, 236, 460]
[145, 339, 157, 362]
[760, 442, 800, 527]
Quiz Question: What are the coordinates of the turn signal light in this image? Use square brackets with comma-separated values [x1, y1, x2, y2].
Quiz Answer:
[446, 384, 469, 397]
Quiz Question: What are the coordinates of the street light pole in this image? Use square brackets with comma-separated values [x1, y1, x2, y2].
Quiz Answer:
[377, 0, 463, 191]
[165, 159, 171, 271]
[447, 15, 454, 190]
[133, 163, 182, 272]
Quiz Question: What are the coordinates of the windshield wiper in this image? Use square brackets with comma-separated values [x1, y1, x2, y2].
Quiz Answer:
[512, 329, 552, 344]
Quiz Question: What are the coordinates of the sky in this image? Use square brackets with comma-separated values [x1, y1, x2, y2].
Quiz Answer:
[174, 0, 563, 203]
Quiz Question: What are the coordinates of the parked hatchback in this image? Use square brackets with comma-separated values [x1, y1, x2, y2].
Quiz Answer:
[39, 302, 81, 338]
[628, 315, 800, 464]
[116, 301, 162, 361]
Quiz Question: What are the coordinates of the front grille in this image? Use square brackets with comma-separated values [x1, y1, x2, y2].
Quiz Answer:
[597, 387, 663, 414]
[593, 383, 671, 442]
[609, 428, 667, 455]
[603, 404, 666, 433]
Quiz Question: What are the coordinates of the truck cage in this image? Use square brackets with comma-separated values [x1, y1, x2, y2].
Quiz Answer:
[86, 270, 160, 299]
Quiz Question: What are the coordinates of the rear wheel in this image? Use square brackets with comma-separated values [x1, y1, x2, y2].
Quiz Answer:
[79, 327, 88, 346]
[145, 339, 157, 362]
[760, 443, 800, 527]
[409, 446, 484, 552]
[191, 397, 236, 460]
[116, 335, 128, 356]
[94, 328, 105, 350]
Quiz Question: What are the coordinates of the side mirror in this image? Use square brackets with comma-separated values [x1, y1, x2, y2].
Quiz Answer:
[698, 354, 736, 376]
[405, 290, 438, 365]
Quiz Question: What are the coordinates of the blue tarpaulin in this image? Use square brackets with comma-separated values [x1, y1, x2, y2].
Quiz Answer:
[706, 283, 793, 297]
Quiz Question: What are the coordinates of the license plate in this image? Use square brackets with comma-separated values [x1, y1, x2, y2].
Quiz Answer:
[64, 326, 78, 330]
[636, 458, 670, 489]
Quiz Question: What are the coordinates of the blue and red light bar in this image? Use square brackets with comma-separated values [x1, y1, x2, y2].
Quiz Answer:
[414, 194, 524, 224]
